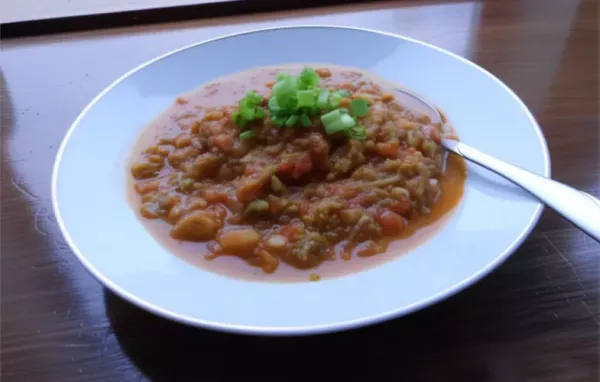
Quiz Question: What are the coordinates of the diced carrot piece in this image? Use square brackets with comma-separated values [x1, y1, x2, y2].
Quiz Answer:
[376, 210, 406, 235]
[376, 141, 400, 159]
[339, 98, 351, 108]
[211, 134, 233, 151]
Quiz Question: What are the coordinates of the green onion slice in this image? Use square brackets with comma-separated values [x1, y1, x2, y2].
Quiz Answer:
[240, 130, 256, 140]
[285, 115, 299, 127]
[272, 116, 287, 127]
[322, 109, 357, 135]
[297, 90, 316, 108]
[298, 67, 320, 90]
[350, 98, 369, 117]
[248, 68, 366, 138]
[340, 113, 356, 129]
[329, 93, 343, 108]
[300, 114, 312, 127]
[240, 100, 255, 120]
[316, 89, 330, 109]
[347, 125, 367, 140]
[276, 72, 291, 82]
[233, 90, 265, 127]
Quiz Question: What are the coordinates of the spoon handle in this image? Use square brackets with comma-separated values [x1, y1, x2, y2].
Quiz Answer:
[442, 138, 600, 242]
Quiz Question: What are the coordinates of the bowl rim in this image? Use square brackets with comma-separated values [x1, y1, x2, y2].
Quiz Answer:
[51, 25, 551, 336]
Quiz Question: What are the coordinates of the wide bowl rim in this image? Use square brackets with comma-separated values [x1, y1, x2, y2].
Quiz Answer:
[51, 25, 551, 336]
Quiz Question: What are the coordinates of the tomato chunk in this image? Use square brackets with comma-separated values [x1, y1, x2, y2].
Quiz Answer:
[277, 153, 313, 179]
[376, 210, 406, 235]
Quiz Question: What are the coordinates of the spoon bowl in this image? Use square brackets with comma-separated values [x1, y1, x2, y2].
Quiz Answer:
[394, 87, 600, 242]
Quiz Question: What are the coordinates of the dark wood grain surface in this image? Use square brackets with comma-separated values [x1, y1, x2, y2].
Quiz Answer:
[1, 0, 598, 381]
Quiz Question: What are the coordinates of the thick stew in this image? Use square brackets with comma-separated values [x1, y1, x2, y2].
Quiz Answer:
[128, 65, 466, 277]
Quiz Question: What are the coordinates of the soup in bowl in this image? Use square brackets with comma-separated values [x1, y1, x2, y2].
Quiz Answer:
[128, 65, 466, 281]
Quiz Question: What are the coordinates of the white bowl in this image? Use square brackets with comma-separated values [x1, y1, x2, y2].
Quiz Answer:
[52, 26, 550, 335]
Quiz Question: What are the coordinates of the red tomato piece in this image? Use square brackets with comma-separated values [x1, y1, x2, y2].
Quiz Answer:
[376, 210, 406, 235]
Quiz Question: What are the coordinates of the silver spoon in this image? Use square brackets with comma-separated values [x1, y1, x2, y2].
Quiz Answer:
[394, 88, 600, 242]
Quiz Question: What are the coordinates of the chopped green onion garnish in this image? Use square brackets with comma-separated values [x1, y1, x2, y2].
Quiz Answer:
[298, 67, 320, 90]
[276, 72, 291, 82]
[285, 115, 299, 127]
[272, 77, 298, 97]
[329, 90, 352, 108]
[347, 125, 366, 140]
[240, 130, 256, 140]
[240, 100, 255, 120]
[327, 123, 347, 135]
[321, 109, 342, 126]
[320, 107, 365, 139]
[233, 91, 265, 127]
[340, 113, 356, 129]
[316, 89, 330, 109]
[232, 110, 241, 124]
[350, 99, 369, 117]
[268, 97, 285, 117]
[321, 109, 351, 135]
[272, 116, 287, 127]
[262, 68, 364, 136]
[271, 77, 299, 110]
[300, 114, 312, 127]
[267, 68, 330, 126]
[245, 90, 262, 105]
[329, 92, 343, 108]
[297, 90, 316, 108]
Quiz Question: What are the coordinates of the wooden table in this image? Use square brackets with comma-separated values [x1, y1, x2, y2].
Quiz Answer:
[1, 0, 598, 381]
